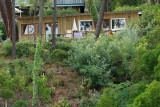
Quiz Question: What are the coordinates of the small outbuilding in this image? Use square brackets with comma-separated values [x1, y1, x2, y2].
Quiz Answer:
[16, 10, 141, 42]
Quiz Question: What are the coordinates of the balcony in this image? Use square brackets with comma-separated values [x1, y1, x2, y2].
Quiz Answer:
[16, 0, 84, 7]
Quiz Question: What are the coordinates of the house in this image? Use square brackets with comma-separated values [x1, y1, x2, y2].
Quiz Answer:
[15, 0, 85, 13]
[16, 10, 140, 42]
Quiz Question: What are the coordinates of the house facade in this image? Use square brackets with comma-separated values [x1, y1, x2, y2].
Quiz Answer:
[16, 10, 140, 42]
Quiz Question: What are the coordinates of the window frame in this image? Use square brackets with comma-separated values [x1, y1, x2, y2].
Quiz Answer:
[44, 22, 59, 36]
[21, 24, 39, 36]
[79, 20, 93, 31]
[111, 18, 126, 31]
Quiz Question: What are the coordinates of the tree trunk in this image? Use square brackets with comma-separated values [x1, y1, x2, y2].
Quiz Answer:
[157, 0, 160, 4]
[95, 0, 107, 39]
[0, 0, 12, 39]
[4, 100, 7, 107]
[52, 0, 57, 51]
[5, 0, 13, 41]
[34, 8, 36, 48]
[150, 0, 154, 5]
[12, 0, 16, 59]
[0, 0, 8, 37]
[39, 0, 43, 39]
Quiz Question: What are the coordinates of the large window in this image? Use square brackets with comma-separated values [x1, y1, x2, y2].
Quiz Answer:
[22, 24, 38, 35]
[111, 18, 125, 30]
[79, 20, 93, 31]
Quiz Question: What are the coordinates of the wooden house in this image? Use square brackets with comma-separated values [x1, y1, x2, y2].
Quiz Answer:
[16, 10, 141, 42]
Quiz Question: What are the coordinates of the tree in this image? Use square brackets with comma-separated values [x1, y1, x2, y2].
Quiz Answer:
[0, 0, 12, 40]
[52, 0, 57, 50]
[95, 0, 107, 39]
[39, 0, 44, 39]
[150, 0, 154, 5]
[88, 0, 98, 28]
[32, 38, 43, 107]
[157, 0, 160, 4]
[29, 0, 39, 48]
[0, 0, 16, 59]
[12, 0, 16, 59]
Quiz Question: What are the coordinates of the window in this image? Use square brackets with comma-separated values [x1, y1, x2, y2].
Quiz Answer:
[103, 19, 110, 30]
[111, 18, 125, 30]
[22, 24, 38, 35]
[79, 20, 93, 31]
[45, 23, 58, 42]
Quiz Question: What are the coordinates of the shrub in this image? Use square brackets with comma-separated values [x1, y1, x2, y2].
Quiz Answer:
[51, 49, 68, 62]
[43, 8, 54, 16]
[0, 30, 3, 40]
[1, 39, 12, 56]
[0, 20, 6, 40]
[69, 24, 139, 88]
[56, 42, 72, 51]
[12, 100, 28, 107]
[130, 26, 160, 82]
[114, 5, 140, 11]
[43, 7, 78, 16]
[129, 80, 160, 107]
[16, 41, 34, 57]
[39, 76, 52, 103]
[1, 40, 34, 57]
[40, 50, 52, 63]
[43, 42, 52, 51]
[97, 88, 116, 107]
[58, 7, 78, 15]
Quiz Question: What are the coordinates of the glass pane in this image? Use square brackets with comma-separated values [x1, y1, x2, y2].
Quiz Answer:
[103, 19, 110, 30]
[45, 24, 52, 42]
[23, 25, 28, 34]
[112, 19, 125, 29]
[80, 21, 93, 31]
[51, 23, 58, 34]
[29, 25, 34, 34]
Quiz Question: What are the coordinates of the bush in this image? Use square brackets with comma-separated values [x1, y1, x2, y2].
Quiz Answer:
[1, 40, 34, 57]
[0, 20, 6, 40]
[0, 30, 3, 40]
[1, 39, 12, 56]
[16, 41, 34, 57]
[58, 7, 78, 15]
[56, 42, 72, 51]
[43, 8, 54, 16]
[129, 80, 160, 107]
[130, 26, 160, 82]
[51, 49, 68, 62]
[39, 76, 52, 103]
[43, 7, 78, 16]
[69, 24, 139, 88]
[12, 100, 28, 107]
[114, 5, 140, 11]
[97, 88, 116, 107]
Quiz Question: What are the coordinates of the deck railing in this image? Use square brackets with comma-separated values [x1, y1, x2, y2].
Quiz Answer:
[16, 0, 84, 5]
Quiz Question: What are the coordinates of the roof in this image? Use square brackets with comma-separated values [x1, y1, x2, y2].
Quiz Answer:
[16, 10, 141, 20]
[15, 0, 84, 7]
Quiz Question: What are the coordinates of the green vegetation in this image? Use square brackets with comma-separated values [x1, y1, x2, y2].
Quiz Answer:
[1, 1, 160, 106]
[43, 7, 78, 16]
[0, 20, 6, 40]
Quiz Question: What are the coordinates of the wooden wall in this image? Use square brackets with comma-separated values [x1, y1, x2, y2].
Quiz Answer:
[16, 11, 139, 42]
